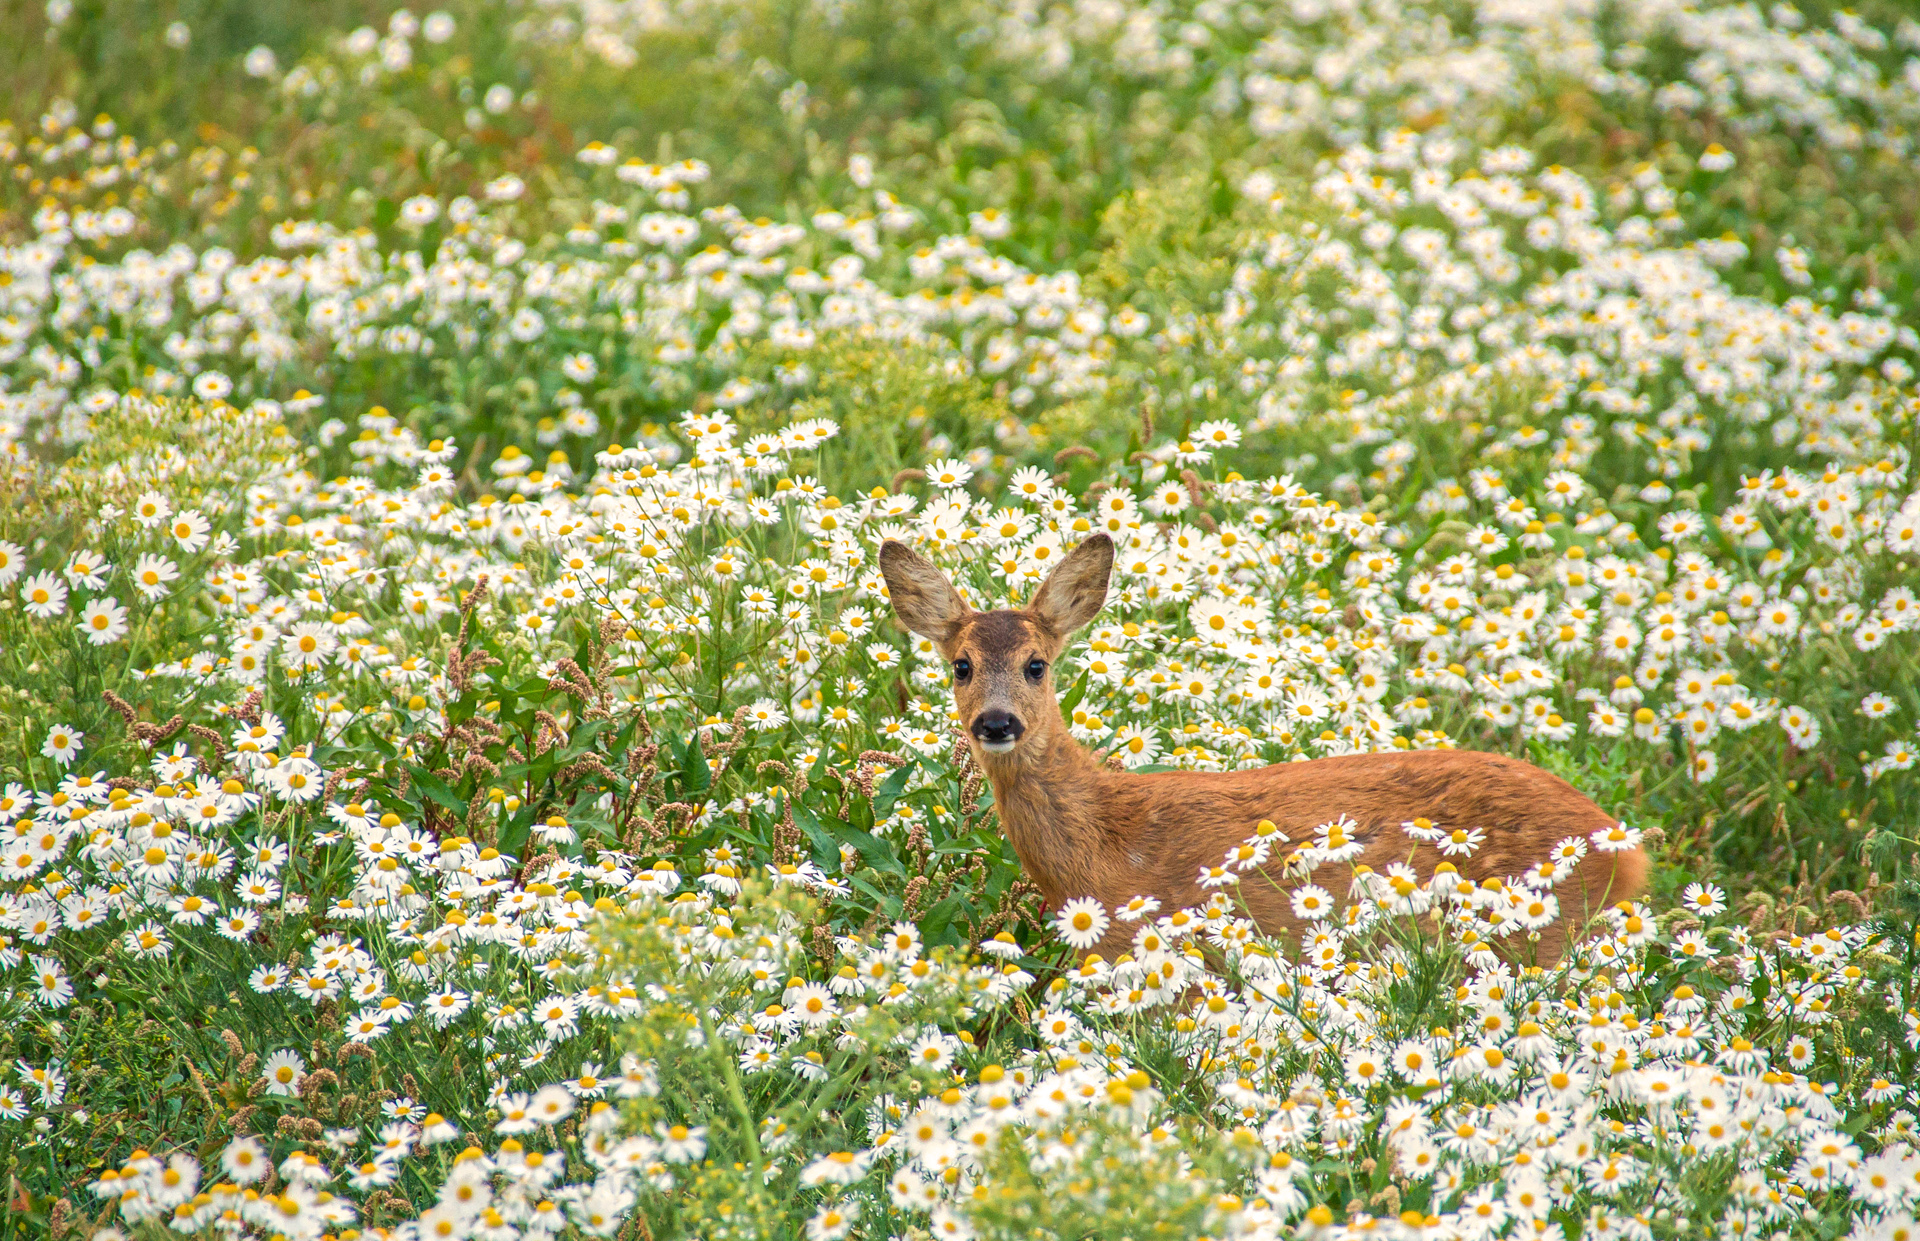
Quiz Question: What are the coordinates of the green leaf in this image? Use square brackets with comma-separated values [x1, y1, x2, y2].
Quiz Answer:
[919, 894, 967, 945]
[872, 758, 917, 821]
[788, 799, 839, 867]
[499, 814, 534, 859]
[792, 796, 903, 874]
[681, 729, 711, 794]
[359, 734, 397, 761]
[510, 675, 554, 700]
[1058, 667, 1090, 719]
[838, 823, 905, 876]
[413, 769, 467, 815]
[851, 872, 895, 905]
[556, 718, 611, 762]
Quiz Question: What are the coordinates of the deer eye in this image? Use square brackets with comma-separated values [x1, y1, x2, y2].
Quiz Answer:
[953, 657, 971, 682]
[1025, 658, 1047, 682]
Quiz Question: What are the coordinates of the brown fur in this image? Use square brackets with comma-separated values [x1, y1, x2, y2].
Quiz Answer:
[880, 534, 1649, 963]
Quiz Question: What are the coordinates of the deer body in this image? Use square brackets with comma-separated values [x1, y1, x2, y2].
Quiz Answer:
[879, 532, 1649, 961]
[978, 725, 1645, 961]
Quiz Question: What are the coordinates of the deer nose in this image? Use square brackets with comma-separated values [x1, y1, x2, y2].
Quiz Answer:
[972, 710, 1025, 747]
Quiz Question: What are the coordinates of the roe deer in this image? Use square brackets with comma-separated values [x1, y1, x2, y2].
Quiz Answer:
[879, 532, 1648, 964]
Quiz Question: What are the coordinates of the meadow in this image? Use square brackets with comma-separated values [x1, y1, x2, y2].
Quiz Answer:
[2, 0, 1919, 1236]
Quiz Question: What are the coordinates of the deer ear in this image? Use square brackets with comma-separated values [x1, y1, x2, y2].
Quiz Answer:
[879, 540, 971, 641]
[1029, 534, 1113, 636]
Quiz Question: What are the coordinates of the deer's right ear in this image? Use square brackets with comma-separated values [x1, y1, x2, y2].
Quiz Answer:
[879, 540, 970, 641]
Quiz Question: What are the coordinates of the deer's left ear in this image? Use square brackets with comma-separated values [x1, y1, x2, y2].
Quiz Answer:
[1029, 534, 1113, 636]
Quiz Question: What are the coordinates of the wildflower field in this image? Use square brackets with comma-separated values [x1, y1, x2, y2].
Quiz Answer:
[4, 0, 1920, 1236]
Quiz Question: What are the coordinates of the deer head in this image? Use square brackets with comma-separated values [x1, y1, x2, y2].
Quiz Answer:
[879, 533, 1115, 759]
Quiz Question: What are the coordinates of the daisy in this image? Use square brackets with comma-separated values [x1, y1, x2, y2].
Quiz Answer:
[18, 571, 65, 618]
[347, 1159, 401, 1191]
[221, 1136, 270, 1183]
[40, 725, 83, 766]
[494, 1092, 537, 1134]
[1197, 863, 1238, 888]
[131, 553, 181, 600]
[168, 509, 212, 553]
[800, 1149, 873, 1187]
[925, 457, 973, 489]
[1290, 884, 1335, 921]
[29, 955, 73, 1008]
[907, 1032, 958, 1073]
[165, 893, 214, 926]
[235, 872, 281, 905]
[343, 1011, 391, 1042]
[130, 491, 172, 528]
[657, 1122, 707, 1162]
[62, 550, 110, 590]
[1859, 692, 1898, 720]
[215, 909, 261, 941]
[788, 982, 838, 1028]
[59, 895, 105, 933]
[122, 921, 171, 960]
[565, 1062, 609, 1098]
[1680, 882, 1726, 917]
[537, 994, 580, 1038]
[1514, 890, 1559, 931]
[529, 1083, 576, 1125]
[76, 597, 130, 646]
[280, 622, 338, 673]
[260, 1049, 305, 1097]
[424, 989, 471, 1028]
[1437, 826, 1486, 857]
[805, 1200, 859, 1241]
[1054, 897, 1110, 949]
[1591, 822, 1642, 852]
[293, 970, 341, 1005]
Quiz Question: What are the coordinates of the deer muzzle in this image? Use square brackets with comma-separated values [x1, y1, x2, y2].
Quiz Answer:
[971, 709, 1025, 753]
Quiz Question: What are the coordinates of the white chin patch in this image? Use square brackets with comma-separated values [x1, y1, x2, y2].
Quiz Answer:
[979, 739, 1017, 754]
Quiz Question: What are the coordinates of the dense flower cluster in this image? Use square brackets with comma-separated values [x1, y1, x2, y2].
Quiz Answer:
[2, 379, 1917, 1234]
[58, 807, 1920, 1240]
[0, 112, 1117, 452]
[531, 0, 1920, 157]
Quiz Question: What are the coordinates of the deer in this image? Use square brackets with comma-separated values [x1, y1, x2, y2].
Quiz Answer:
[878, 531, 1648, 965]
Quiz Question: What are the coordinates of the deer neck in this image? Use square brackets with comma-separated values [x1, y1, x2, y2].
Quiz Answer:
[979, 725, 1110, 905]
